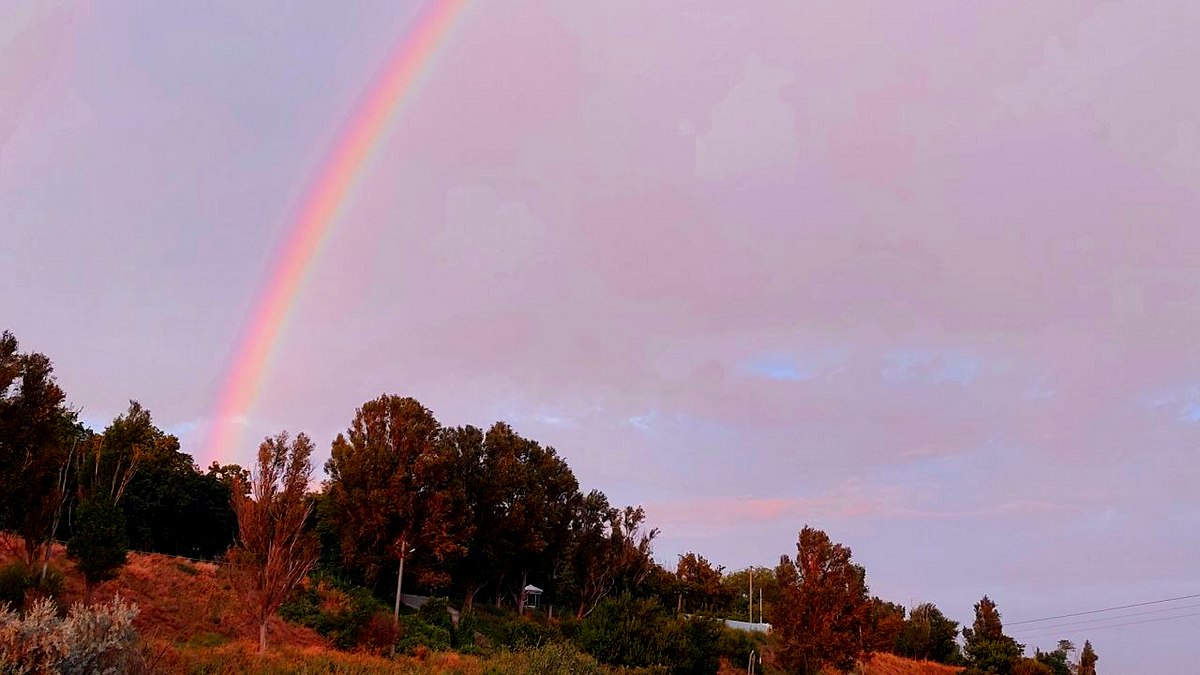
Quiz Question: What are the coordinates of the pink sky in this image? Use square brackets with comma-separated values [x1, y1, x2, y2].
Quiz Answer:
[4, 2, 1200, 670]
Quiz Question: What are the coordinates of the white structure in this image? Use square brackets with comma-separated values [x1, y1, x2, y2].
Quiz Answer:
[522, 584, 544, 608]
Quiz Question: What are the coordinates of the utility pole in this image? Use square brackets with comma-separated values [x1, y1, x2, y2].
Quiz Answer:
[749, 568, 754, 623]
[394, 538, 414, 623]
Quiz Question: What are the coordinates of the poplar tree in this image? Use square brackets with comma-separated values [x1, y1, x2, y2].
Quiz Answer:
[771, 526, 870, 675]
[229, 431, 318, 654]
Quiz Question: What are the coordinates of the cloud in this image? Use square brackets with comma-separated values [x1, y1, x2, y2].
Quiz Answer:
[695, 54, 798, 180]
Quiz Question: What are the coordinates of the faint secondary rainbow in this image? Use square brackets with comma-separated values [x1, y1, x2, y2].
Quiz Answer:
[203, 0, 469, 465]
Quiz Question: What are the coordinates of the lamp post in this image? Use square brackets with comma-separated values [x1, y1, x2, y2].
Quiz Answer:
[394, 539, 416, 623]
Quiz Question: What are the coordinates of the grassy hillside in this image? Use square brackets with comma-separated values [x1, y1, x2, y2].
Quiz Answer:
[857, 652, 962, 675]
[2, 537, 963, 675]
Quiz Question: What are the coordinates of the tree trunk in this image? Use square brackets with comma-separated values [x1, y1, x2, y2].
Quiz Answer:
[84, 580, 95, 606]
[518, 570, 528, 616]
[463, 582, 478, 612]
[258, 620, 268, 655]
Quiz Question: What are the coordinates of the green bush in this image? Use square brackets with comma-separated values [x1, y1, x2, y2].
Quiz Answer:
[280, 584, 391, 651]
[395, 614, 451, 654]
[0, 562, 63, 608]
[578, 594, 723, 675]
[483, 642, 605, 675]
[68, 497, 130, 594]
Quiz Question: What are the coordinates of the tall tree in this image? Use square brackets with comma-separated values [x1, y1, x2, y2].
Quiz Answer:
[229, 431, 318, 654]
[772, 526, 871, 675]
[0, 331, 77, 568]
[1077, 640, 1098, 675]
[323, 395, 468, 615]
[864, 598, 907, 653]
[66, 400, 162, 597]
[895, 602, 961, 664]
[562, 491, 658, 619]
[962, 596, 1023, 674]
[675, 553, 728, 614]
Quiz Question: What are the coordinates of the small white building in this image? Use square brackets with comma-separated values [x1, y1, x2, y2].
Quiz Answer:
[522, 584, 544, 608]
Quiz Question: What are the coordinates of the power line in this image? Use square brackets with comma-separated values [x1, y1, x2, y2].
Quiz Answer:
[1007, 593, 1200, 626]
[1010, 610, 1200, 637]
[1009, 602, 1200, 635]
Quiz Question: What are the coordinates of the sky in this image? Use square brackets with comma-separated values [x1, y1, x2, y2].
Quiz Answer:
[3, 1, 1200, 671]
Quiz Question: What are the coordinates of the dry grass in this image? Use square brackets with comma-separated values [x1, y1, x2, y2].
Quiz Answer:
[857, 651, 963, 675]
[169, 642, 487, 675]
[0, 533, 325, 651]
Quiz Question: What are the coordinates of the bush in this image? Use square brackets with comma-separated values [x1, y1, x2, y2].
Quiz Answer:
[68, 497, 130, 597]
[483, 642, 605, 675]
[280, 584, 389, 651]
[0, 562, 63, 608]
[0, 595, 143, 674]
[395, 614, 451, 654]
[417, 596, 455, 634]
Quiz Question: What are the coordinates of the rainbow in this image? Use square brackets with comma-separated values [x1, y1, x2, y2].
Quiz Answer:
[203, 0, 469, 465]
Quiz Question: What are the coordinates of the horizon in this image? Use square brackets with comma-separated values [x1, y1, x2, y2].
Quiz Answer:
[5, 2, 1200, 671]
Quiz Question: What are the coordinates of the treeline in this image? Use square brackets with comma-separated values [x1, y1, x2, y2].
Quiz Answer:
[0, 329, 1100, 675]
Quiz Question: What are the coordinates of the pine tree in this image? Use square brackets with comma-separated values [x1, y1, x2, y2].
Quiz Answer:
[1078, 640, 1098, 675]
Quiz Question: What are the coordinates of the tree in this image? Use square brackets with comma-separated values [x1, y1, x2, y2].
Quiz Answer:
[229, 431, 318, 654]
[1078, 640, 1098, 675]
[962, 596, 1023, 674]
[561, 491, 658, 619]
[722, 566, 779, 623]
[65, 400, 162, 596]
[1034, 640, 1073, 675]
[675, 553, 729, 614]
[323, 395, 468, 618]
[0, 332, 76, 569]
[864, 598, 907, 653]
[66, 497, 128, 603]
[895, 602, 961, 664]
[771, 526, 870, 675]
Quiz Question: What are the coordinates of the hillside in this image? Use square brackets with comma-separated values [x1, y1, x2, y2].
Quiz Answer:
[857, 652, 962, 675]
[3, 537, 963, 675]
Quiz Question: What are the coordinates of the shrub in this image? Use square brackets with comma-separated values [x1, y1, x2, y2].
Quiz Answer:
[280, 584, 388, 651]
[0, 595, 143, 674]
[482, 642, 605, 675]
[395, 614, 451, 654]
[0, 562, 63, 608]
[67, 497, 130, 600]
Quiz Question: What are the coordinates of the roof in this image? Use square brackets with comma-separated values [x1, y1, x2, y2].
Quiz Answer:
[523, 584, 543, 593]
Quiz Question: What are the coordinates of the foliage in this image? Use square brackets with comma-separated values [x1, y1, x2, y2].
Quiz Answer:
[578, 593, 722, 675]
[229, 431, 319, 653]
[503, 642, 606, 675]
[67, 496, 129, 601]
[0, 561, 63, 609]
[561, 491, 658, 619]
[771, 526, 870, 675]
[894, 602, 962, 664]
[961, 596, 1023, 675]
[0, 331, 79, 568]
[1012, 658, 1053, 675]
[1078, 640, 1098, 675]
[675, 552, 729, 615]
[323, 395, 469, 595]
[0, 595, 143, 675]
[721, 566, 778, 623]
[281, 583, 393, 651]
[1033, 640, 1073, 675]
[396, 614, 452, 654]
[864, 597, 907, 653]
[103, 405, 238, 560]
